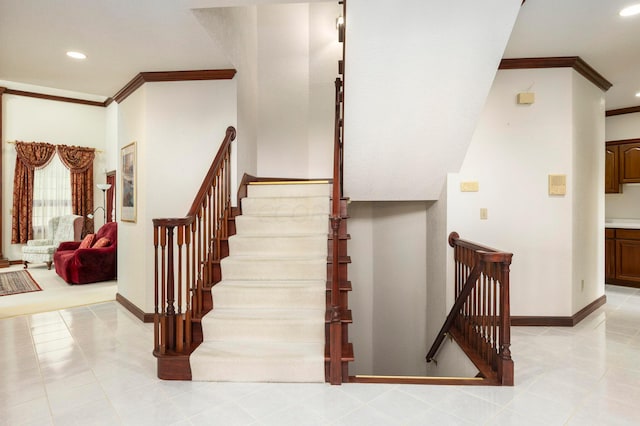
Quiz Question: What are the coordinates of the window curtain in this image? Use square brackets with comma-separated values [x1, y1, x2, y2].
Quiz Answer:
[11, 142, 57, 243]
[32, 154, 72, 240]
[57, 145, 95, 236]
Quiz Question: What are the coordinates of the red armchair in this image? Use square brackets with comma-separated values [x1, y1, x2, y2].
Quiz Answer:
[54, 222, 117, 284]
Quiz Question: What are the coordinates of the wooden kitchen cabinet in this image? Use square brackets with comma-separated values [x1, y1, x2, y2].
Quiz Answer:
[606, 228, 640, 288]
[618, 141, 640, 183]
[605, 144, 621, 193]
[605, 229, 616, 281]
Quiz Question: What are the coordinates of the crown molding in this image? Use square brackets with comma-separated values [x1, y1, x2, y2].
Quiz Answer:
[606, 106, 640, 117]
[499, 56, 612, 92]
[111, 69, 237, 104]
[2, 88, 106, 107]
[2, 69, 237, 108]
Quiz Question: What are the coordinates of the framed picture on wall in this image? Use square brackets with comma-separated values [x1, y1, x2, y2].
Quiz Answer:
[121, 142, 136, 223]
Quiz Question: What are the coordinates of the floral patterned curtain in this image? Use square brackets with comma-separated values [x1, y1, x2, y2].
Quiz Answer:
[11, 142, 57, 243]
[57, 145, 95, 236]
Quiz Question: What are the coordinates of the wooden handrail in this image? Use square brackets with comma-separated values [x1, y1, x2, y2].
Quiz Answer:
[328, 77, 344, 385]
[153, 126, 236, 361]
[426, 232, 514, 385]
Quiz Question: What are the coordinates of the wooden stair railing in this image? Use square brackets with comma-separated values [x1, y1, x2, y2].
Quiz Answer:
[153, 126, 236, 379]
[426, 232, 514, 386]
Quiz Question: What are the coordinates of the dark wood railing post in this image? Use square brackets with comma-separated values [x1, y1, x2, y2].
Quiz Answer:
[498, 257, 513, 385]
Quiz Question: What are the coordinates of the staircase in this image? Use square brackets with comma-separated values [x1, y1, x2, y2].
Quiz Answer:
[190, 181, 331, 382]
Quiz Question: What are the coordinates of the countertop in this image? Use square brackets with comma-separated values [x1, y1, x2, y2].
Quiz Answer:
[605, 219, 640, 229]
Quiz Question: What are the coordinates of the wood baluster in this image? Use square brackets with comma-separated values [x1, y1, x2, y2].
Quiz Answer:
[499, 259, 513, 385]
[165, 226, 176, 351]
[185, 224, 192, 348]
[154, 226, 160, 352]
[176, 225, 184, 353]
[160, 226, 167, 354]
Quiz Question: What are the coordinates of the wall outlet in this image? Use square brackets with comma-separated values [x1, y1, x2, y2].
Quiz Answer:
[480, 208, 488, 220]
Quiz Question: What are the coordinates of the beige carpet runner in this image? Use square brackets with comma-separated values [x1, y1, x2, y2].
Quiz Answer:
[190, 182, 329, 382]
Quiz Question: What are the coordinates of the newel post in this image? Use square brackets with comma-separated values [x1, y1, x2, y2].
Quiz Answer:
[498, 256, 514, 385]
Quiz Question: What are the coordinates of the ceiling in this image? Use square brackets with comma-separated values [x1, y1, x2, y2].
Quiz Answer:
[1, 0, 639, 110]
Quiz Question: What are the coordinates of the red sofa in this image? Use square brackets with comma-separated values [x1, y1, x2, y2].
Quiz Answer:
[54, 222, 117, 284]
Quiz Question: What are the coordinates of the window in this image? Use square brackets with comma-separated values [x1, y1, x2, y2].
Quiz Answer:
[32, 154, 72, 239]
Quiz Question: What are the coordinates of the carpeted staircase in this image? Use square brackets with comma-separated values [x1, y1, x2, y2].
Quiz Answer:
[190, 182, 330, 382]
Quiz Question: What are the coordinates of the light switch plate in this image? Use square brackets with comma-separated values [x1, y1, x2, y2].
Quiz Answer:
[549, 174, 566, 195]
[480, 208, 488, 220]
[517, 92, 535, 104]
[460, 181, 479, 192]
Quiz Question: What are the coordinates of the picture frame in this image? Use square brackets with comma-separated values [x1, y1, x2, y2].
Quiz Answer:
[121, 142, 136, 223]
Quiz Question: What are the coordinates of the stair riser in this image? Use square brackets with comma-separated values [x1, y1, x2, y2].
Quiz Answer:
[235, 216, 329, 236]
[202, 320, 324, 343]
[229, 236, 327, 257]
[247, 183, 330, 198]
[222, 260, 326, 281]
[241, 197, 329, 216]
[193, 359, 325, 382]
[213, 286, 324, 309]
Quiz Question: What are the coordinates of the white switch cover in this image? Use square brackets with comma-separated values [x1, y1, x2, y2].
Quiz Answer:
[480, 208, 488, 220]
[460, 181, 479, 192]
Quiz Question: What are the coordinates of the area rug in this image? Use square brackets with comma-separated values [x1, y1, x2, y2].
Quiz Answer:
[0, 270, 42, 296]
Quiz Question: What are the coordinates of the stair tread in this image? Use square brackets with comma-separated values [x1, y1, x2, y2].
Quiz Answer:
[205, 308, 325, 321]
[215, 279, 326, 288]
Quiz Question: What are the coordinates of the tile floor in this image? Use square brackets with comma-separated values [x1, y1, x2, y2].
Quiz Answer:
[1, 285, 639, 425]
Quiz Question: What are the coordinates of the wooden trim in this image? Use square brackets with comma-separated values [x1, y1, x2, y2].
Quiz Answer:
[112, 69, 237, 104]
[499, 57, 612, 92]
[572, 295, 607, 325]
[511, 295, 606, 326]
[350, 375, 492, 386]
[116, 293, 154, 323]
[606, 138, 640, 146]
[606, 278, 640, 288]
[3, 88, 107, 107]
[606, 106, 640, 117]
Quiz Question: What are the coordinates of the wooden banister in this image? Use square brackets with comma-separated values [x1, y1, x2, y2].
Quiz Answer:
[152, 126, 236, 372]
[328, 76, 344, 385]
[426, 232, 514, 385]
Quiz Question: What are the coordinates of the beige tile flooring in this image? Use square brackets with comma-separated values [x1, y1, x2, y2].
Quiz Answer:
[1, 285, 639, 425]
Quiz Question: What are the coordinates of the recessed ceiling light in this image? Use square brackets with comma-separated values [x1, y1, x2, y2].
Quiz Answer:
[620, 4, 640, 17]
[66, 51, 86, 60]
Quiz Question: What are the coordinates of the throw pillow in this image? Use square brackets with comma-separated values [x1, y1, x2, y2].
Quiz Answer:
[92, 237, 111, 248]
[79, 234, 95, 249]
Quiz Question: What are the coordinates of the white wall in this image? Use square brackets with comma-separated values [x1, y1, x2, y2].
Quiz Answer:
[117, 80, 237, 312]
[605, 112, 640, 219]
[348, 201, 428, 376]
[447, 68, 605, 317]
[116, 87, 147, 309]
[2, 84, 107, 261]
[343, 0, 522, 201]
[571, 72, 606, 313]
[193, 2, 338, 182]
[192, 5, 259, 192]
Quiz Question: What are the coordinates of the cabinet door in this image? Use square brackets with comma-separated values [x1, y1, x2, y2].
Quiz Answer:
[605, 144, 621, 193]
[605, 237, 615, 282]
[619, 142, 640, 183]
[616, 239, 640, 283]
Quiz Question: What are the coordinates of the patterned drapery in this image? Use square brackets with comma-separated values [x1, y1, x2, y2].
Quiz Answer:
[57, 145, 95, 235]
[11, 142, 57, 243]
